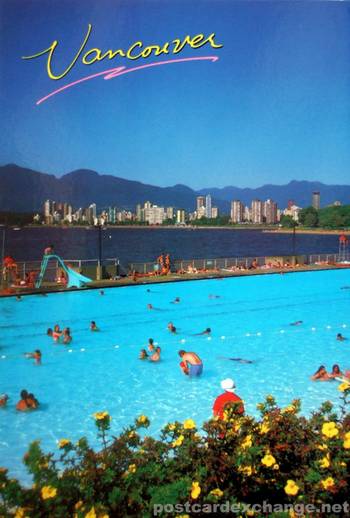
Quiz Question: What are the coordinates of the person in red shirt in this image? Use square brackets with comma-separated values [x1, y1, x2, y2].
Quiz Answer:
[213, 378, 244, 419]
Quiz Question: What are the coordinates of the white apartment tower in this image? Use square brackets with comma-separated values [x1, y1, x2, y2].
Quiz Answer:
[231, 200, 244, 223]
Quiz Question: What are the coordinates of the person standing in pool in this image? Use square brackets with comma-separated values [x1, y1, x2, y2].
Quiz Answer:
[178, 350, 203, 377]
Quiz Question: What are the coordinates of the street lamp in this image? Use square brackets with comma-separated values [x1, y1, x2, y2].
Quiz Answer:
[291, 221, 297, 265]
[0, 225, 6, 288]
[96, 223, 103, 280]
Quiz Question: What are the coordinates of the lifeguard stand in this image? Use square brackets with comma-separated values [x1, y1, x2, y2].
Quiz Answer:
[338, 234, 349, 262]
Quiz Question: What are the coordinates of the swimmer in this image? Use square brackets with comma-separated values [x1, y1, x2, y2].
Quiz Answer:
[16, 390, 39, 411]
[290, 321, 303, 326]
[171, 297, 181, 304]
[148, 338, 154, 347]
[178, 350, 203, 377]
[62, 327, 72, 344]
[139, 349, 148, 360]
[100, 290, 104, 296]
[340, 286, 350, 290]
[147, 304, 154, 310]
[90, 321, 99, 331]
[167, 322, 177, 334]
[16, 295, 22, 301]
[49, 325, 62, 342]
[194, 327, 211, 336]
[149, 346, 161, 362]
[328, 364, 343, 379]
[219, 357, 253, 364]
[0, 394, 9, 407]
[208, 294, 220, 299]
[148, 343, 155, 353]
[337, 333, 347, 341]
[24, 349, 42, 365]
[311, 365, 331, 381]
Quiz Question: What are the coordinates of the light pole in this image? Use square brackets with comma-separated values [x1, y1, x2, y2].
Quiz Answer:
[96, 223, 103, 280]
[0, 225, 6, 289]
[291, 221, 297, 265]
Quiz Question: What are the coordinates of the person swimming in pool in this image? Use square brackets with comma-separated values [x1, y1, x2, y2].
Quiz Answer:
[194, 327, 211, 336]
[171, 297, 181, 304]
[311, 365, 331, 381]
[16, 390, 39, 411]
[220, 357, 253, 364]
[62, 327, 72, 345]
[178, 350, 203, 377]
[337, 333, 347, 341]
[0, 394, 9, 407]
[24, 349, 42, 365]
[90, 321, 99, 331]
[139, 349, 148, 360]
[290, 320, 303, 326]
[168, 322, 177, 333]
[149, 346, 161, 362]
[328, 364, 343, 379]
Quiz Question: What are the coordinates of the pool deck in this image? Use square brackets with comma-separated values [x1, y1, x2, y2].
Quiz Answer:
[1, 262, 349, 297]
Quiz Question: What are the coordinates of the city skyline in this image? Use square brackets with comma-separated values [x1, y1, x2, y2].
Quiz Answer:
[1, 1, 350, 189]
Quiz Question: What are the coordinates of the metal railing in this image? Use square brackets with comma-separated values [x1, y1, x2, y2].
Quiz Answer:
[128, 253, 344, 275]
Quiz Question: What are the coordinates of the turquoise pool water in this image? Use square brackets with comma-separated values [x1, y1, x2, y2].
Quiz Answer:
[1, 269, 350, 482]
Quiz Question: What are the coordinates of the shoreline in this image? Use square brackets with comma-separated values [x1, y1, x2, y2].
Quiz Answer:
[6, 225, 350, 233]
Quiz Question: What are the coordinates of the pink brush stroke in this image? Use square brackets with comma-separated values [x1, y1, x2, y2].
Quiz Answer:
[36, 56, 219, 106]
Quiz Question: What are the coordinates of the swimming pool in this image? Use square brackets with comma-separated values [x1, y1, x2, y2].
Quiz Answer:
[1, 269, 349, 483]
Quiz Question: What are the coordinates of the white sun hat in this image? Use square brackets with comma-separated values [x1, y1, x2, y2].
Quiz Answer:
[221, 378, 236, 392]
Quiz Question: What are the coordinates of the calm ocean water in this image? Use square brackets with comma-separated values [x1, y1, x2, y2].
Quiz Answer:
[3, 227, 340, 266]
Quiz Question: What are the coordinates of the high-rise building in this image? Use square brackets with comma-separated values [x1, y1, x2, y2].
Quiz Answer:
[176, 209, 186, 225]
[136, 204, 142, 221]
[263, 199, 278, 224]
[166, 207, 174, 220]
[230, 200, 244, 223]
[211, 207, 218, 218]
[205, 194, 212, 218]
[143, 205, 165, 225]
[196, 196, 205, 212]
[251, 199, 263, 224]
[312, 192, 320, 210]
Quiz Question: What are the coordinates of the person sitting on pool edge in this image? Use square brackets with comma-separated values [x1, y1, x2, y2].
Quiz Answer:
[337, 333, 347, 341]
[178, 350, 203, 377]
[311, 365, 331, 381]
[213, 378, 244, 419]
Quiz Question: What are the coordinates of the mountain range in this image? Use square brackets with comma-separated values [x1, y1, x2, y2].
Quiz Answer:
[1, 164, 349, 213]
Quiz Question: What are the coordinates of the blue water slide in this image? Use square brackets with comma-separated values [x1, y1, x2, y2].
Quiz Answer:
[35, 254, 92, 289]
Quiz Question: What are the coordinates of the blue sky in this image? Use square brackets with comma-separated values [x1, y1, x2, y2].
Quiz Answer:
[0, 0, 349, 189]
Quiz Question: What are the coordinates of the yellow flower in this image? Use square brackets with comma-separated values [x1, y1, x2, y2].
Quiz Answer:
[345, 431, 350, 440]
[238, 465, 253, 476]
[175, 515, 190, 518]
[168, 423, 176, 431]
[127, 464, 137, 473]
[284, 480, 299, 496]
[259, 422, 270, 434]
[191, 481, 201, 499]
[41, 485, 57, 499]
[322, 422, 339, 439]
[85, 508, 97, 518]
[319, 455, 330, 469]
[183, 419, 196, 430]
[343, 439, 350, 449]
[128, 431, 137, 438]
[338, 382, 350, 392]
[241, 435, 252, 449]
[93, 411, 110, 421]
[210, 488, 224, 498]
[172, 435, 184, 447]
[281, 405, 296, 414]
[15, 509, 29, 518]
[261, 454, 276, 467]
[137, 415, 147, 423]
[317, 443, 328, 451]
[75, 501, 83, 510]
[321, 477, 335, 490]
[58, 438, 71, 448]
[273, 463, 279, 470]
